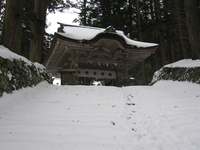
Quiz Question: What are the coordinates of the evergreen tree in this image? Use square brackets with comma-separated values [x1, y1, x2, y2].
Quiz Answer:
[184, 0, 200, 59]
[1, 0, 72, 63]
[75, 0, 200, 84]
[174, 0, 190, 59]
[0, 0, 5, 41]
[29, 0, 48, 63]
[29, 0, 72, 63]
[1, 0, 25, 54]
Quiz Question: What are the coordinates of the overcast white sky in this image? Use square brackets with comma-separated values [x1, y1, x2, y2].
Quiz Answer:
[46, 8, 79, 34]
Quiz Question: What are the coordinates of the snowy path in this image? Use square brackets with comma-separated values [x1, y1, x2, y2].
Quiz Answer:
[0, 81, 200, 150]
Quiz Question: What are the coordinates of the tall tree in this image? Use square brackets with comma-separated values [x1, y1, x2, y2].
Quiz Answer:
[0, 0, 5, 40]
[82, 0, 87, 25]
[154, 0, 167, 66]
[75, 0, 199, 84]
[29, 0, 71, 63]
[0, 0, 1, 16]
[1, 0, 25, 54]
[29, 0, 48, 63]
[136, 0, 146, 85]
[174, 0, 189, 59]
[184, 0, 200, 59]
[126, 0, 135, 38]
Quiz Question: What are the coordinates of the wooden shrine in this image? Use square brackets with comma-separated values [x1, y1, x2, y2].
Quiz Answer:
[44, 23, 158, 86]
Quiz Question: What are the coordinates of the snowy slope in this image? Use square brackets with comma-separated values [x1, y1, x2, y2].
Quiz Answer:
[0, 45, 45, 70]
[0, 81, 200, 150]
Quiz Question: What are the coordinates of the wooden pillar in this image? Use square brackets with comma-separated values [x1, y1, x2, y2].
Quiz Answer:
[123, 62, 128, 86]
[69, 50, 79, 84]
[116, 68, 122, 87]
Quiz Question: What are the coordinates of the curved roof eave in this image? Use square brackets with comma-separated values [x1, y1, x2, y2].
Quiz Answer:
[55, 25, 158, 48]
[56, 31, 158, 49]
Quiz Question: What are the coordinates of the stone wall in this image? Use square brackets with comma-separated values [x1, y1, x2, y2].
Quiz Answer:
[0, 56, 52, 97]
[151, 66, 200, 85]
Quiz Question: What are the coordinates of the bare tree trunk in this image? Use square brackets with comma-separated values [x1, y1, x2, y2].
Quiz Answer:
[1, 0, 25, 54]
[101, 0, 112, 27]
[136, 0, 147, 85]
[149, 0, 159, 70]
[83, 0, 87, 25]
[184, 0, 200, 59]
[149, 0, 154, 20]
[174, 0, 189, 59]
[154, 0, 167, 66]
[29, 0, 47, 63]
[136, 0, 142, 40]
[128, 0, 134, 39]
[0, 0, 1, 15]
[0, 0, 2, 41]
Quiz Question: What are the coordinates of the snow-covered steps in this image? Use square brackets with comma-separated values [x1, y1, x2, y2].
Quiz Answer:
[0, 81, 200, 150]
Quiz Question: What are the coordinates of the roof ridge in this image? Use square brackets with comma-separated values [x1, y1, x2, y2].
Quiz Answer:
[57, 22, 104, 30]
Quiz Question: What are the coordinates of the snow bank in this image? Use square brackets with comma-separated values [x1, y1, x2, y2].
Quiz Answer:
[152, 59, 200, 84]
[0, 45, 52, 96]
[164, 59, 200, 68]
[53, 78, 61, 85]
[0, 45, 45, 69]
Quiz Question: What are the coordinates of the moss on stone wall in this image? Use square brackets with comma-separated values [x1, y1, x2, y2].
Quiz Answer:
[0, 57, 52, 97]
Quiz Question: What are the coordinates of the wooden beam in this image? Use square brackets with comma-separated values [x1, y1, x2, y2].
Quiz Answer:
[51, 48, 66, 69]
[78, 57, 125, 66]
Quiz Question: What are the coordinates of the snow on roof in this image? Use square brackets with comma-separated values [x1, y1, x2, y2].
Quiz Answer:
[56, 25, 158, 48]
[0, 45, 45, 70]
[164, 59, 200, 68]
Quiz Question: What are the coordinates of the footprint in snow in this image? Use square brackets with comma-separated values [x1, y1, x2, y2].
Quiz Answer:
[127, 117, 131, 120]
[111, 121, 115, 126]
[126, 103, 135, 106]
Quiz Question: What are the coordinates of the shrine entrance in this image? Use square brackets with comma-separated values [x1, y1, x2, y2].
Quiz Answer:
[44, 24, 158, 86]
[60, 69, 116, 85]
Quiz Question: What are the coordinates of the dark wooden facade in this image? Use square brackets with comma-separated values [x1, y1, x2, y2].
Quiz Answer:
[44, 24, 158, 86]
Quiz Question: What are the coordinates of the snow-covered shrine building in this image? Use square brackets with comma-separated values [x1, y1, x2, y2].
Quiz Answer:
[44, 23, 158, 86]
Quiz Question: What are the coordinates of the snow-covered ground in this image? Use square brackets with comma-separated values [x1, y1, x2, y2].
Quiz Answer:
[0, 81, 200, 150]
[164, 59, 200, 68]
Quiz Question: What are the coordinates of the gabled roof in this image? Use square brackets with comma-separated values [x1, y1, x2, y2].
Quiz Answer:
[44, 24, 158, 74]
[56, 23, 158, 48]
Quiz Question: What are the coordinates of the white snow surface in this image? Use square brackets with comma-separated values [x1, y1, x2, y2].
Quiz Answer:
[57, 26, 158, 48]
[0, 45, 45, 70]
[0, 81, 200, 150]
[53, 78, 61, 86]
[164, 59, 200, 68]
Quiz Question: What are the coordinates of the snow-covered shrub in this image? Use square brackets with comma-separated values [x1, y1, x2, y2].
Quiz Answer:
[0, 45, 52, 96]
[151, 59, 200, 85]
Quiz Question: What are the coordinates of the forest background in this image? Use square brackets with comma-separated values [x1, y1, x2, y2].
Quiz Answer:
[0, 0, 199, 85]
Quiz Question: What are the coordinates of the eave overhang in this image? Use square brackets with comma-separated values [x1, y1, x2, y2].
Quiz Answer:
[44, 26, 158, 74]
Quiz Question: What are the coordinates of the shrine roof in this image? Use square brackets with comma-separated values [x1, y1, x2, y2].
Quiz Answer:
[56, 23, 158, 48]
[44, 24, 158, 74]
